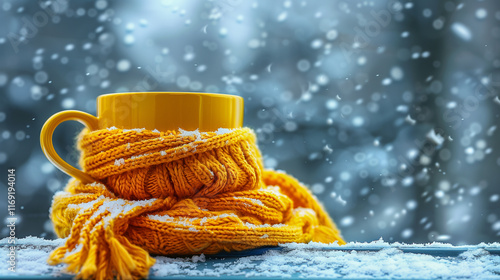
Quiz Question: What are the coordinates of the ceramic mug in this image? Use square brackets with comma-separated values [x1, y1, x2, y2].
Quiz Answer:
[40, 92, 244, 184]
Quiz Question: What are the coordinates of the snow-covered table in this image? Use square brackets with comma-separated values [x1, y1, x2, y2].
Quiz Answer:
[1, 237, 499, 279]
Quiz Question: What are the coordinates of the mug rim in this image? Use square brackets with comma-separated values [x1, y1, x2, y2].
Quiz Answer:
[95, 91, 244, 132]
[98, 91, 243, 100]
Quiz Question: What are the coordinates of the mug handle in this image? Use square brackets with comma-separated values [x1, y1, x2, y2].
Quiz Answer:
[40, 110, 99, 184]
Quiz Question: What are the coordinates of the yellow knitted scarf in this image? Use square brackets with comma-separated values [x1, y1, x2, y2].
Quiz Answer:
[48, 127, 345, 280]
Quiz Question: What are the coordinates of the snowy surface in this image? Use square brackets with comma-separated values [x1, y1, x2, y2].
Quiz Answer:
[1, 237, 499, 279]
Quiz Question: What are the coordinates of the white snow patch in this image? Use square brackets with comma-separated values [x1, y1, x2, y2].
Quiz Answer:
[179, 128, 203, 142]
[122, 128, 145, 133]
[114, 158, 125, 166]
[130, 153, 151, 160]
[233, 197, 265, 207]
[245, 222, 285, 229]
[215, 128, 234, 135]
[82, 197, 157, 227]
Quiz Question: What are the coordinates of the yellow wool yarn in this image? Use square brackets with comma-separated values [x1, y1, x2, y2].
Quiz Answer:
[48, 127, 345, 280]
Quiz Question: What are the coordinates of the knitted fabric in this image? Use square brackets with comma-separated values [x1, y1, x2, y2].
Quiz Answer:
[48, 127, 345, 280]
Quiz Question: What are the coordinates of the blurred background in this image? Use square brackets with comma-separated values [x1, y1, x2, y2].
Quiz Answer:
[0, 0, 499, 245]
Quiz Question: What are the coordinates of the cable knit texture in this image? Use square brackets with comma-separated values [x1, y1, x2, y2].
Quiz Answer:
[48, 127, 345, 280]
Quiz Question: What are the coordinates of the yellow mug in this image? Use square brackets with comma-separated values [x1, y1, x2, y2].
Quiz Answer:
[40, 92, 244, 184]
